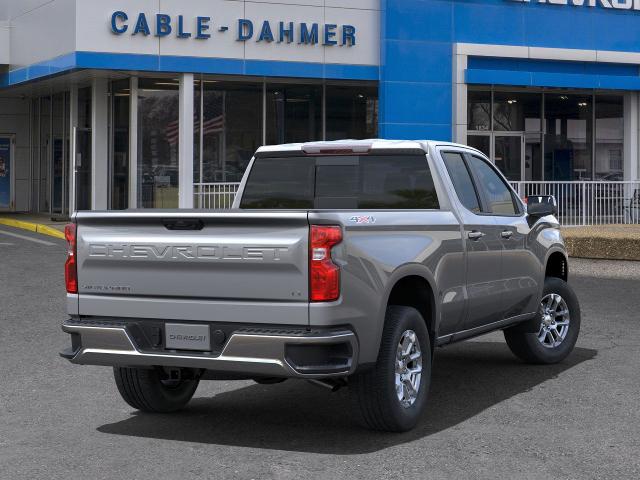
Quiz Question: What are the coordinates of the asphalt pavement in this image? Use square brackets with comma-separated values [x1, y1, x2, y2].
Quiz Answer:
[1, 224, 639, 480]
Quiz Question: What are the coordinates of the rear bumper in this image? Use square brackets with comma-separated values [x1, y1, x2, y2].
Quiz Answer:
[60, 320, 358, 379]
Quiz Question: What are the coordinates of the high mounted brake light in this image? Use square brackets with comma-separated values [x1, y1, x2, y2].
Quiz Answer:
[309, 225, 342, 302]
[302, 142, 371, 155]
[64, 223, 78, 294]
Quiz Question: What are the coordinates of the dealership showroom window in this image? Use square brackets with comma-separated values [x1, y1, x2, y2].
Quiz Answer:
[0, 0, 639, 218]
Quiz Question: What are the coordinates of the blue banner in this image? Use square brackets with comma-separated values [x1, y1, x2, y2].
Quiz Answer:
[0, 137, 11, 209]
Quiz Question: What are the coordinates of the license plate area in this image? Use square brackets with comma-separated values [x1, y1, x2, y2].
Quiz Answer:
[165, 323, 211, 352]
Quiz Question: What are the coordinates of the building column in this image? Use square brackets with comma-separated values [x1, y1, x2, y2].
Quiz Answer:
[91, 78, 109, 210]
[178, 73, 194, 209]
[129, 77, 138, 208]
[68, 86, 78, 214]
[452, 44, 468, 145]
[624, 92, 639, 182]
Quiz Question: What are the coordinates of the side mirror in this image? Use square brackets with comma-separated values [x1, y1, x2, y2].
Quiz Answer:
[526, 195, 558, 217]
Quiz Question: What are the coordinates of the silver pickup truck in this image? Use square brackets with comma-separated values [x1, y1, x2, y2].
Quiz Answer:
[61, 140, 580, 432]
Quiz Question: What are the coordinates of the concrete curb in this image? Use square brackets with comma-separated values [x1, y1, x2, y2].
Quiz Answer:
[563, 226, 640, 261]
[0, 218, 65, 240]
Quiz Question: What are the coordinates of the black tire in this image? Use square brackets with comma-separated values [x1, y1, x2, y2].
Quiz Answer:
[504, 277, 581, 364]
[350, 306, 432, 432]
[113, 367, 199, 413]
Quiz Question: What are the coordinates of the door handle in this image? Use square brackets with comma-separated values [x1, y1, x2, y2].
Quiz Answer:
[468, 231, 486, 241]
[501, 230, 514, 240]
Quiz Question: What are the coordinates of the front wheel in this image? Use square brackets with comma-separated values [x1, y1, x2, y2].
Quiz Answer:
[504, 277, 581, 364]
[350, 306, 432, 432]
[113, 367, 200, 413]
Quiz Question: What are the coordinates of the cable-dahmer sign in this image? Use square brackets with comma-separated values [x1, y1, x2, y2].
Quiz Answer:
[510, 0, 640, 10]
[110, 11, 357, 47]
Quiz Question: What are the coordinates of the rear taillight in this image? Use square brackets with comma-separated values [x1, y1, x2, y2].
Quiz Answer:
[310, 225, 342, 302]
[64, 223, 78, 294]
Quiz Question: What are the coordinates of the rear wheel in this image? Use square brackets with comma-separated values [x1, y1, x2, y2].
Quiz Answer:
[113, 367, 200, 413]
[350, 306, 432, 432]
[504, 277, 581, 364]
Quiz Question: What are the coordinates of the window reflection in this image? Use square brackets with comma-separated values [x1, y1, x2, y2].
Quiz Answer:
[466, 88, 625, 181]
[137, 78, 180, 208]
[266, 84, 322, 144]
[195, 80, 262, 183]
[595, 96, 624, 180]
[468, 90, 491, 131]
[493, 92, 541, 132]
[110, 80, 130, 210]
[544, 94, 592, 181]
[325, 84, 378, 140]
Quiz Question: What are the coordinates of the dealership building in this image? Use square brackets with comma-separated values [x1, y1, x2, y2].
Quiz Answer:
[0, 0, 639, 218]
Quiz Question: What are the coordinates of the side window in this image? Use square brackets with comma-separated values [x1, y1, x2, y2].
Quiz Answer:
[441, 151, 481, 213]
[468, 155, 519, 216]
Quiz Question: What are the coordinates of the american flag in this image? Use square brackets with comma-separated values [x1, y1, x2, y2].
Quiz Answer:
[165, 107, 225, 146]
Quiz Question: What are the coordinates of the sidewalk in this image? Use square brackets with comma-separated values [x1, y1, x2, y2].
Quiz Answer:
[562, 225, 640, 261]
[0, 213, 66, 239]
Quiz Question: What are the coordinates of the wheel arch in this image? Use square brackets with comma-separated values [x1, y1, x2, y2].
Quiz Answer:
[545, 249, 569, 282]
[375, 265, 439, 359]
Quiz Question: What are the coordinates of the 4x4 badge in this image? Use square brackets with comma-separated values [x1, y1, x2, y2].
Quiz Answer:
[349, 215, 376, 224]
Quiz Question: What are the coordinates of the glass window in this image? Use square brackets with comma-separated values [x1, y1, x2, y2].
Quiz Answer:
[193, 80, 201, 184]
[544, 94, 592, 181]
[493, 91, 541, 132]
[315, 156, 439, 209]
[30, 99, 39, 210]
[266, 84, 322, 145]
[468, 90, 491, 131]
[137, 78, 179, 208]
[196, 80, 263, 184]
[51, 93, 66, 215]
[525, 133, 543, 181]
[241, 155, 439, 210]
[467, 134, 490, 158]
[325, 84, 378, 140]
[240, 157, 315, 209]
[110, 80, 130, 210]
[469, 155, 518, 215]
[595, 95, 624, 180]
[442, 152, 481, 213]
[75, 87, 92, 211]
[39, 96, 50, 213]
[494, 135, 522, 181]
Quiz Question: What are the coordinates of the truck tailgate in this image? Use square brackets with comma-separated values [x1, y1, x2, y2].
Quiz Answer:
[75, 211, 309, 305]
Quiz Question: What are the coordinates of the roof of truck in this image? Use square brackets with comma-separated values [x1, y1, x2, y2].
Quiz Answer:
[255, 139, 482, 155]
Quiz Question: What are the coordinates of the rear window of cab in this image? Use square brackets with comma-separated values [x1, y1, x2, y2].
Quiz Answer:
[240, 154, 440, 210]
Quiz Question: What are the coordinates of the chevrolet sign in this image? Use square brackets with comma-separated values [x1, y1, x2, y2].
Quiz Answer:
[511, 0, 640, 10]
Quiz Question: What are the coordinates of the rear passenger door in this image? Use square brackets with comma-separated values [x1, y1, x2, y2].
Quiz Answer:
[466, 154, 540, 320]
[441, 151, 506, 332]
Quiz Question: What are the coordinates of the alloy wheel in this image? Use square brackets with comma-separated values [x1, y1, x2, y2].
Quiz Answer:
[538, 293, 571, 349]
[395, 330, 423, 408]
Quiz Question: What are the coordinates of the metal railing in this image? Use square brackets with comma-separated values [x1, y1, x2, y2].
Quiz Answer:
[194, 182, 241, 209]
[511, 181, 640, 226]
[193, 180, 640, 226]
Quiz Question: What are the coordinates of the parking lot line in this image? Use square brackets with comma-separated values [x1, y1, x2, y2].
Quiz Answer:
[0, 228, 57, 246]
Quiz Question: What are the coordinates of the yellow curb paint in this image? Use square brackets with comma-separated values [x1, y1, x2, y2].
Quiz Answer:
[36, 224, 65, 240]
[0, 218, 37, 232]
[0, 218, 65, 240]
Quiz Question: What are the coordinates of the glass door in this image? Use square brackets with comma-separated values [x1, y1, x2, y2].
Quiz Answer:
[494, 133, 524, 181]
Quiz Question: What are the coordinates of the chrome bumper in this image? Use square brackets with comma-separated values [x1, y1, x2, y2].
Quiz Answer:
[61, 321, 358, 378]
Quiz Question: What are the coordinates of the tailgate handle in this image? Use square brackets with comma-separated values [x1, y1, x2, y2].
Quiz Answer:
[162, 219, 204, 231]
